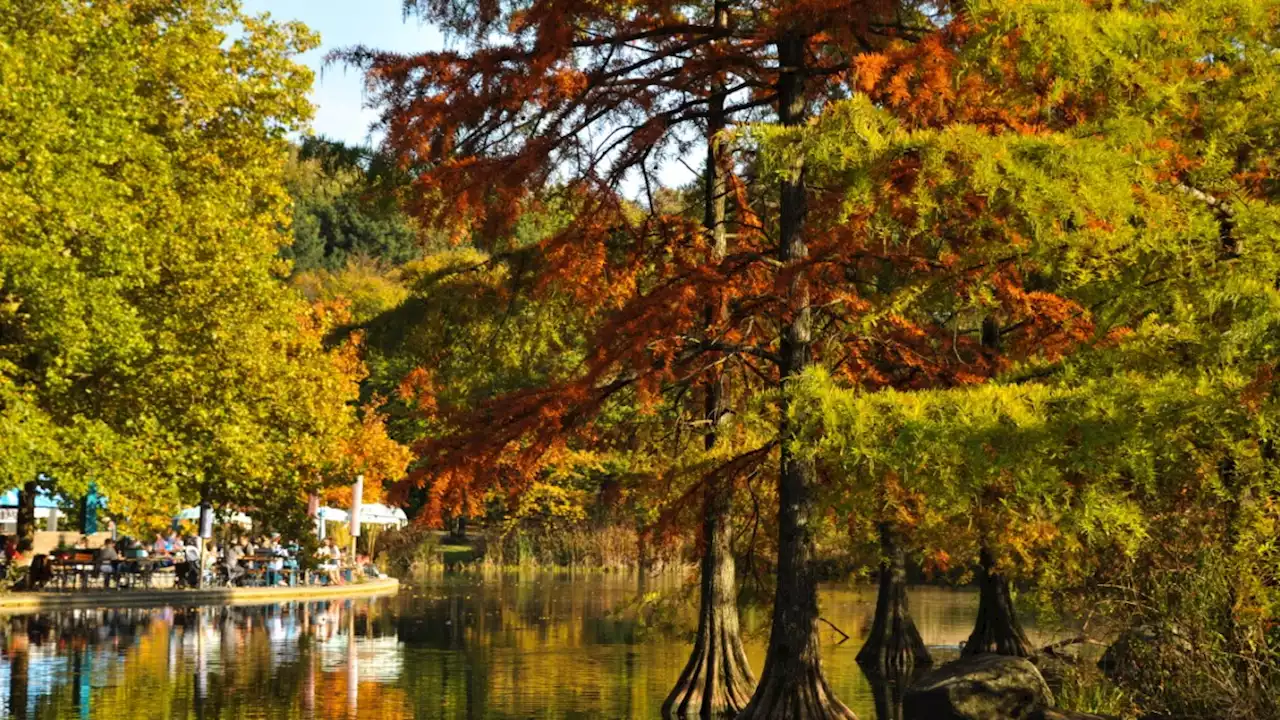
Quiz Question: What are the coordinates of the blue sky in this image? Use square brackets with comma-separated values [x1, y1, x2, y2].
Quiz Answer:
[242, 0, 442, 147]
[240, 0, 694, 193]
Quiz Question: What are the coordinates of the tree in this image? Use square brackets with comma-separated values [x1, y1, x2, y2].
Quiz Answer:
[0, 0, 404, 528]
[342, 1, 781, 713]
[755, 7, 1280, 707]
[846, 0, 1280, 668]
[344, 0, 1022, 714]
[283, 137, 422, 272]
[662, 4, 759, 715]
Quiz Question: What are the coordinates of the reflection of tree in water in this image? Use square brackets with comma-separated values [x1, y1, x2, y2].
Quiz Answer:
[0, 581, 997, 720]
[395, 573, 651, 651]
[859, 665, 929, 720]
[0, 599, 408, 720]
[2, 608, 158, 719]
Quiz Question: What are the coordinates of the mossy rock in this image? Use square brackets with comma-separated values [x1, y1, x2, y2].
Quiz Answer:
[905, 654, 1053, 720]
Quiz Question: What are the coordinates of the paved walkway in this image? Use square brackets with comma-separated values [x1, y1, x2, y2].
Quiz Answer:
[0, 577, 399, 613]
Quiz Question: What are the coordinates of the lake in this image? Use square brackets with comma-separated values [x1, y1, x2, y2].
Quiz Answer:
[0, 571, 1062, 719]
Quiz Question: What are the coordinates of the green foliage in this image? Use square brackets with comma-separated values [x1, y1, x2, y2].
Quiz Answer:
[0, 0, 396, 529]
[282, 137, 422, 272]
[293, 258, 411, 326]
[756, 0, 1280, 712]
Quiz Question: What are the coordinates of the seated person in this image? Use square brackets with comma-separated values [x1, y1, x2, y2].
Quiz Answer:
[223, 541, 245, 586]
[265, 534, 287, 586]
[151, 534, 170, 562]
[316, 538, 343, 586]
[5, 540, 36, 590]
[174, 538, 201, 588]
[12, 538, 31, 566]
[124, 537, 147, 559]
[23, 553, 53, 591]
[97, 540, 119, 588]
[356, 553, 384, 579]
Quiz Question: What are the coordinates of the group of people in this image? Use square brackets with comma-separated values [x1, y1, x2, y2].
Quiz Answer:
[72, 534, 197, 588]
[315, 537, 351, 586]
[1, 527, 384, 591]
[215, 534, 295, 587]
[37, 531, 283, 589]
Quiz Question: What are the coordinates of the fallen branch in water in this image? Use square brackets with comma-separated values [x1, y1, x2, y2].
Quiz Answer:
[1040, 634, 1107, 656]
[819, 617, 851, 644]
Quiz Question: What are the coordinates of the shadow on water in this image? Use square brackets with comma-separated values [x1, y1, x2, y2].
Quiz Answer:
[0, 572, 1063, 719]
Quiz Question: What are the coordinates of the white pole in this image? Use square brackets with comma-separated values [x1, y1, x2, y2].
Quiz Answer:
[349, 476, 363, 571]
[349, 476, 363, 539]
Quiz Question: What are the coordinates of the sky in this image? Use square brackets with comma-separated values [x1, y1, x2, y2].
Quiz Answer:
[241, 0, 443, 147]
[240, 0, 694, 194]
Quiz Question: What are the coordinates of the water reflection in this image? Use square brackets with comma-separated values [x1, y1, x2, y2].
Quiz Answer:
[0, 574, 1060, 719]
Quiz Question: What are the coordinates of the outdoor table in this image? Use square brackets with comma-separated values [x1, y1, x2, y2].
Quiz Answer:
[115, 558, 157, 589]
[238, 555, 270, 586]
[51, 552, 97, 591]
[239, 555, 296, 587]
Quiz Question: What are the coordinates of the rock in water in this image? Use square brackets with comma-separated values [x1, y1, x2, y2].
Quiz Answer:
[904, 654, 1053, 720]
[1098, 623, 1191, 684]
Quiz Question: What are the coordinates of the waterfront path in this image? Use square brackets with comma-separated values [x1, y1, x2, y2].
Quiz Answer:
[0, 576, 399, 613]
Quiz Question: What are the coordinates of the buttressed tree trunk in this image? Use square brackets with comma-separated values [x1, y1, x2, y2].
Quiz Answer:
[663, 447, 757, 718]
[663, 11, 756, 713]
[856, 523, 932, 672]
[964, 318, 1033, 658]
[737, 31, 856, 720]
[962, 546, 1033, 657]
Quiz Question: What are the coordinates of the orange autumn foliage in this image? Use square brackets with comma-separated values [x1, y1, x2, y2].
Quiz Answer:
[348, 0, 1108, 529]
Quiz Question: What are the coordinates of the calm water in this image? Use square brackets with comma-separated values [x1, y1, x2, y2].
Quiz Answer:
[0, 572, 1061, 719]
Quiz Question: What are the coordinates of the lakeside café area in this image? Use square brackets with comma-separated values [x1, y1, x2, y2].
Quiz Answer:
[0, 487, 407, 594]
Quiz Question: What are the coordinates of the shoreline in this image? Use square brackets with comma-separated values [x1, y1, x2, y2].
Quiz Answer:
[0, 576, 400, 613]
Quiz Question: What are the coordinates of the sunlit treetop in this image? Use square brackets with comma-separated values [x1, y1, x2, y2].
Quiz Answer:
[341, 0, 947, 244]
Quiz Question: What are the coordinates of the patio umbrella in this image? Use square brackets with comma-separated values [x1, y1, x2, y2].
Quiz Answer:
[314, 506, 348, 541]
[316, 507, 349, 522]
[357, 504, 408, 527]
[174, 507, 252, 527]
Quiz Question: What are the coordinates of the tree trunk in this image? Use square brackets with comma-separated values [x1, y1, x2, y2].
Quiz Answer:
[15, 479, 36, 544]
[962, 546, 1033, 657]
[738, 32, 856, 720]
[638, 531, 652, 594]
[664, 16, 756, 714]
[663, 472, 757, 718]
[857, 524, 932, 672]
